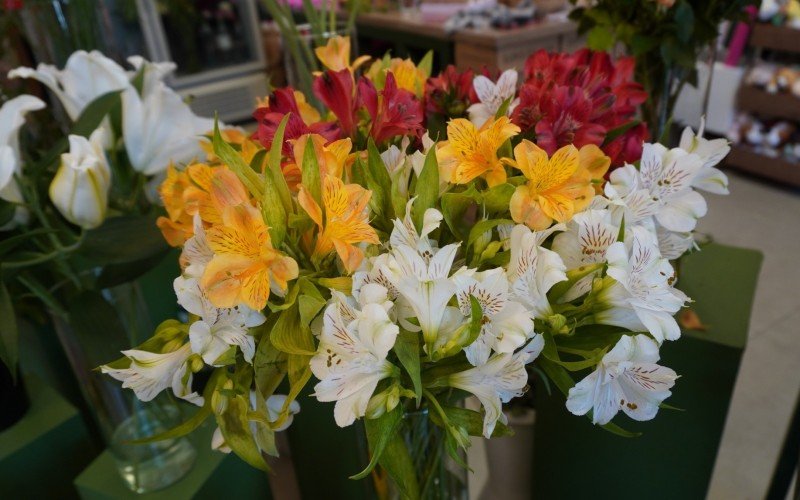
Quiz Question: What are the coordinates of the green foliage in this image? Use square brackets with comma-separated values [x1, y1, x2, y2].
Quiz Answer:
[78, 214, 168, 266]
[429, 405, 514, 438]
[412, 149, 439, 233]
[366, 139, 395, 224]
[0, 280, 19, 378]
[394, 330, 422, 405]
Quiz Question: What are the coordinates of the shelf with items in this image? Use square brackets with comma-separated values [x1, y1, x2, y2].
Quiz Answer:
[725, 144, 800, 187]
[750, 23, 800, 54]
[737, 85, 800, 122]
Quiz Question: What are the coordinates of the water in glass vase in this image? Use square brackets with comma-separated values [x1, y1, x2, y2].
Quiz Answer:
[110, 404, 197, 493]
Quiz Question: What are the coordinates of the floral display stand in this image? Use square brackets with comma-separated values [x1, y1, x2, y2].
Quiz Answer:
[74, 420, 270, 500]
[532, 243, 763, 499]
[0, 377, 97, 498]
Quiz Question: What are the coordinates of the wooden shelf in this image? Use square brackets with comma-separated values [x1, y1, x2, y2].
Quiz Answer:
[725, 145, 800, 187]
[738, 85, 800, 121]
[750, 23, 800, 54]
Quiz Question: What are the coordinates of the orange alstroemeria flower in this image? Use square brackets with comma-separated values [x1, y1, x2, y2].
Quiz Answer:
[508, 141, 610, 230]
[436, 116, 520, 187]
[156, 164, 194, 246]
[200, 171, 298, 310]
[315, 35, 370, 73]
[297, 175, 379, 273]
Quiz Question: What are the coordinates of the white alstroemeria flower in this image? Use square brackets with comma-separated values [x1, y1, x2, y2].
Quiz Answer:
[0, 95, 46, 228]
[448, 336, 544, 438]
[174, 276, 265, 365]
[180, 215, 214, 278]
[385, 242, 459, 351]
[604, 144, 706, 233]
[211, 393, 300, 453]
[468, 69, 519, 128]
[566, 334, 678, 425]
[49, 129, 111, 229]
[389, 199, 443, 257]
[101, 343, 203, 405]
[9, 50, 129, 120]
[655, 223, 695, 260]
[594, 227, 689, 343]
[678, 117, 730, 195]
[453, 268, 535, 366]
[381, 138, 413, 197]
[310, 285, 400, 427]
[551, 209, 619, 301]
[506, 224, 567, 317]
[122, 83, 213, 175]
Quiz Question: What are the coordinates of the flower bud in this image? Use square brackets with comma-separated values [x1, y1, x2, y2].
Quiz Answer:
[49, 129, 111, 229]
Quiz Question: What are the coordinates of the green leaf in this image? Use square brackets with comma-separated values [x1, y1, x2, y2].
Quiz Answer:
[600, 421, 642, 438]
[0, 201, 14, 227]
[351, 406, 403, 480]
[68, 291, 131, 365]
[79, 214, 169, 266]
[266, 114, 293, 214]
[441, 187, 480, 240]
[372, 427, 419, 499]
[267, 279, 302, 312]
[217, 393, 269, 470]
[417, 50, 434, 79]
[0, 228, 56, 257]
[630, 34, 657, 56]
[298, 294, 326, 327]
[494, 96, 514, 120]
[212, 119, 264, 199]
[365, 139, 393, 221]
[674, 1, 695, 43]
[412, 149, 439, 233]
[128, 407, 211, 444]
[95, 249, 170, 289]
[586, 26, 615, 51]
[467, 218, 513, 249]
[301, 136, 323, 207]
[254, 326, 288, 397]
[482, 183, 515, 213]
[602, 119, 641, 146]
[394, 330, 422, 405]
[390, 168, 409, 222]
[429, 405, 514, 438]
[538, 357, 575, 396]
[0, 280, 19, 378]
[270, 305, 316, 356]
[549, 356, 599, 372]
[548, 263, 605, 302]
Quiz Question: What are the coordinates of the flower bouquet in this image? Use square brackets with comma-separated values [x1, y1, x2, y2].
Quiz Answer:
[101, 37, 731, 498]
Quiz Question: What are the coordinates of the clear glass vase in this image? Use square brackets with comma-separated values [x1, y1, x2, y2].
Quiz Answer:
[388, 409, 469, 500]
[50, 281, 197, 493]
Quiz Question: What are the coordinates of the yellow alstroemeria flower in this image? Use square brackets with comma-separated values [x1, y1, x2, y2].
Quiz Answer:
[201, 171, 298, 310]
[508, 141, 610, 231]
[436, 116, 520, 187]
[156, 164, 194, 246]
[315, 35, 371, 73]
[297, 175, 379, 273]
[366, 57, 427, 97]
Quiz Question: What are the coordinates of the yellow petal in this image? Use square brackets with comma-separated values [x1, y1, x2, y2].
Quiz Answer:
[294, 91, 322, 125]
[297, 184, 324, 227]
[578, 144, 611, 182]
[333, 240, 365, 274]
[538, 192, 575, 224]
[511, 140, 549, 180]
[315, 36, 351, 72]
[201, 254, 253, 308]
[210, 169, 249, 209]
[510, 186, 553, 231]
[241, 268, 271, 310]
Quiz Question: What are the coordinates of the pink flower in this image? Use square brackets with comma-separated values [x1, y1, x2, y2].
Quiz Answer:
[313, 69, 359, 139]
[359, 72, 424, 145]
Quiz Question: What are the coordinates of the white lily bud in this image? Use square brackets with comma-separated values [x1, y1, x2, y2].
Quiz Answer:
[49, 129, 111, 229]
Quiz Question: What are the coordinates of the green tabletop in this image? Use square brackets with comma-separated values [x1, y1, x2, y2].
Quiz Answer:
[531, 243, 763, 499]
[0, 376, 97, 498]
[74, 420, 271, 500]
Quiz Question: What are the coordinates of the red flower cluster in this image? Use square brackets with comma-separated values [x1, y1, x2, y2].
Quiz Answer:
[424, 65, 478, 121]
[511, 49, 649, 166]
[253, 88, 339, 156]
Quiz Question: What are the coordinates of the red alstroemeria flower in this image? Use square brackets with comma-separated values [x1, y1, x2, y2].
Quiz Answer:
[359, 72, 424, 145]
[424, 65, 477, 119]
[253, 87, 339, 156]
[313, 69, 359, 139]
[534, 85, 606, 155]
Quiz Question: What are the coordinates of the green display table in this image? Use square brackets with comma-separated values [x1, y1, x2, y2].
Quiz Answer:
[532, 243, 763, 499]
[74, 420, 271, 499]
[0, 377, 97, 498]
